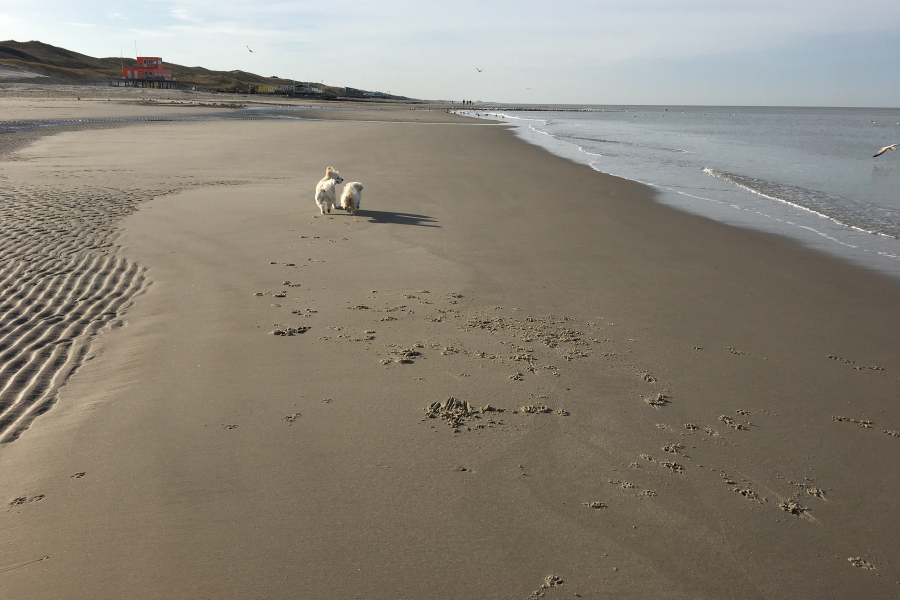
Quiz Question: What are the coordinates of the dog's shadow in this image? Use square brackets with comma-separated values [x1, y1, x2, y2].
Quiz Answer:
[360, 210, 439, 227]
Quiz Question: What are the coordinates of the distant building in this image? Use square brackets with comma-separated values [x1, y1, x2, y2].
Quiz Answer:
[345, 87, 391, 99]
[122, 56, 173, 82]
[294, 83, 322, 94]
[256, 85, 294, 94]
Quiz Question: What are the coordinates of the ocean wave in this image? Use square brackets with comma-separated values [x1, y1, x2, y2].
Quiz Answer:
[458, 110, 549, 125]
[505, 122, 689, 158]
[561, 135, 690, 154]
[704, 168, 900, 239]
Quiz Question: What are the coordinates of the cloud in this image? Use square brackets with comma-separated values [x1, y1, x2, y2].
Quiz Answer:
[0, 14, 25, 29]
[169, 8, 202, 22]
[308, 0, 900, 66]
[146, 22, 297, 39]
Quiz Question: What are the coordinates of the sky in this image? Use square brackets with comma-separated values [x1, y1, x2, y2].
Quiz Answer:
[1, 0, 899, 106]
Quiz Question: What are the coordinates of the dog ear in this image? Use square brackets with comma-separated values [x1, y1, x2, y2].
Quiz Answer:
[326, 166, 333, 175]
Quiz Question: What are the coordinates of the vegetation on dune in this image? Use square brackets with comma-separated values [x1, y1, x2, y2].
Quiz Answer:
[0, 40, 346, 95]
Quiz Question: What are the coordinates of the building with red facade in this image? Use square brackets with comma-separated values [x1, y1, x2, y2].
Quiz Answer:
[122, 56, 173, 82]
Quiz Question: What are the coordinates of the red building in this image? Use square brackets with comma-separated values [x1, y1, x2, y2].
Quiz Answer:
[123, 56, 173, 81]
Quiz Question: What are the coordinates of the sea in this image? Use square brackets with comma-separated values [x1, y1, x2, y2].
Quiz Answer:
[459, 106, 900, 281]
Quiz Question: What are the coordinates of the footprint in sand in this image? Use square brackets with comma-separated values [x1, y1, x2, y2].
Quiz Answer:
[644, 393, 670, 407]
[283, 413, 302, 424]
[847, 557, 876, 571]
[806, 487, 826, 499]
[659, 461, 685, 474]
[272, 325, 309, 336]
[8, 495, 44, 507]
[640, 371, 657, 382]
[422, 398, 510, 433]
[528, 574, 564, 598]
[389, 348, 421, 364]
[828, 355, 855, 364]
[520, 403, 552, 414]
[718, 415, 750, 430]
[778, 499, 809, 516]
[833, 415, 873, 428]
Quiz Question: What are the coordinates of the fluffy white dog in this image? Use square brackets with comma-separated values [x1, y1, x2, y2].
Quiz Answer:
[314, 166, 343, 214]
[339, 182, 364, 215]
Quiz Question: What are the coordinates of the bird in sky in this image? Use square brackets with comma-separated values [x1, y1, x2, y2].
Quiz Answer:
[874, 143, 897, 157]
[247, 46, 254, 53]
[475, 68, 483, 72]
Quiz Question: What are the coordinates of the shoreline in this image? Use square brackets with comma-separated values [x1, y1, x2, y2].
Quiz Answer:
[458, 107, 900, 282]
[1, 96, 899, 598]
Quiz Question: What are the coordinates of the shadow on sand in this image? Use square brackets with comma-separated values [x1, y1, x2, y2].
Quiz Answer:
[360, 210, 440, 227]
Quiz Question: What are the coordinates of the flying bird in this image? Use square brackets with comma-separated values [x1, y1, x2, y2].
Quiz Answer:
[874, 144, 897, 157]
[247, 46, 254, 53]
[475, 68, 482, 72]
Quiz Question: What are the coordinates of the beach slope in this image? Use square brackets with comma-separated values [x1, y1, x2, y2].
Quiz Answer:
[1, 102, 899, 599]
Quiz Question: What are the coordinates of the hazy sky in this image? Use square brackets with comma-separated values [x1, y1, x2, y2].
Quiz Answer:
[2, 0, 899, 105]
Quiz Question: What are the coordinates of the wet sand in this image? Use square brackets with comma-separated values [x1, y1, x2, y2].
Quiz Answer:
[1, 94, 900, 599]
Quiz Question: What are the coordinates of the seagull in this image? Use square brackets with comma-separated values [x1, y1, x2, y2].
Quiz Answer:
[475, 68, 482, 72]
[874, 143, 897, 157]
[247, 46, 254, 53]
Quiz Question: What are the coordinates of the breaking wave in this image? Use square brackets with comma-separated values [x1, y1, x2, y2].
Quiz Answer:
[704, 168, 900, 239]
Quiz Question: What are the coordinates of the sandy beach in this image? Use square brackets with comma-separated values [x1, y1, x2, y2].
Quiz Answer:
[1, 89, 900, 599]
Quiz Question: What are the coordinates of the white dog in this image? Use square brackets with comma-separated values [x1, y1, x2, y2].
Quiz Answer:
[314, 166, 343, 214]
[339, 182, 364, 215]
